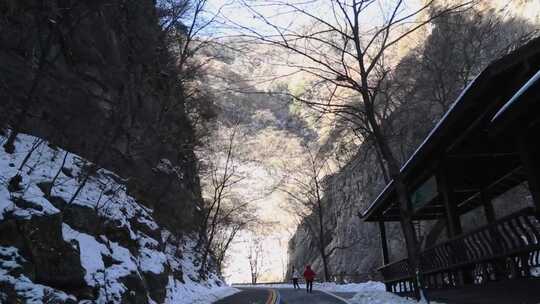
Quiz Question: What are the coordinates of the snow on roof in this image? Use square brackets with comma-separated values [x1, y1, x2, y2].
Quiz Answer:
[362, 180, 394, 217]
[491, 69, 540, 123]
[399, 72, 481, 175]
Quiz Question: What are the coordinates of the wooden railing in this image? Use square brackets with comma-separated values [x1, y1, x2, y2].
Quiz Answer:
[378, 258, 417, 294]
[379, 207, 540, 293]
[379, 258, 410, 282]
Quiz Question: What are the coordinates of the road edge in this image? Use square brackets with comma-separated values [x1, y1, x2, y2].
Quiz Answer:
[317, 289, 353, 304]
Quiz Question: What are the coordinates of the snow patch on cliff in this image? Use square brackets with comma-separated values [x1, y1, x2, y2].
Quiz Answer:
[0, 246, 76, 304]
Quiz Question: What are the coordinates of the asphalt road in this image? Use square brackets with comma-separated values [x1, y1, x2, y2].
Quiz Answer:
[214, 287, 352, 304]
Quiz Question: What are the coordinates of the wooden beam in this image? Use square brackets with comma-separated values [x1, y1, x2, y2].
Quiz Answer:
[481, 190, 496, 223]
[437, 164, 463, 237]
[454, 188, 481, 193]
[379, 221, 390, 266]
[457, 166, 525, 211]
[417, 206, 446, 213]
[445, 96, 502, 155]
[518, 132, 540, 210]
[448, 152, 518, 159]
[370, 214, 444, 221]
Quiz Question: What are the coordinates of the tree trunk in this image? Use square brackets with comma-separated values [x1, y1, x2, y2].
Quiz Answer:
[200, 192, 223, 275]
[48, 151, 69, 197]
[393, 175, 420, 270]
[320, 247, 330, 282]
[314, 169, 330, 282]
[317, 204, 330, 281]
[363, 94, 421, 297]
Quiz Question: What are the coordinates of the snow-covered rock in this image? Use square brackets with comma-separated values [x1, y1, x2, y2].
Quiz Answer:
[0, 132, 237, 303]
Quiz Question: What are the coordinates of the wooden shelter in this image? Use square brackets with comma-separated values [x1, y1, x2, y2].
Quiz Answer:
[361, 37, 540, 303]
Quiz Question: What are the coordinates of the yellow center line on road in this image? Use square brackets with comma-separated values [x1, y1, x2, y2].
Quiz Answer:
[265, 289, 279, 304]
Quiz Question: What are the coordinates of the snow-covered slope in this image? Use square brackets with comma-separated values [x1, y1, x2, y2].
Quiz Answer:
[0, 132, 238, 303]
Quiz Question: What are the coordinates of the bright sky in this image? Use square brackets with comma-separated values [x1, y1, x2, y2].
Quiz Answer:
[207, 0, 422, 37]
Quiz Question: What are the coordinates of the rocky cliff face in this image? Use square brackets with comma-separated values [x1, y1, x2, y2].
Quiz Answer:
[0, 1, 226, 302]
[0, 0, 202, 233]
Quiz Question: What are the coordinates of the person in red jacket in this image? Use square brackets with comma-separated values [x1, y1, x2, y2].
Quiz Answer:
[303, 265, 316, 293]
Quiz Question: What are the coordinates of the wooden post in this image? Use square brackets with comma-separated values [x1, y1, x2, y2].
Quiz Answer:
[437, 164, 462, 237]
[481, 190, 496, 223]
[480, 189, 506, 278]
[517, 132, 540, 278]
[438, 163, 471, 285]
[379, 221, 391, 292]
[379, 221, 390, 265]
[518, 134, 540, 211]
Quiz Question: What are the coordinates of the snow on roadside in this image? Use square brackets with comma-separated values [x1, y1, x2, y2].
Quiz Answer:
[164, 236, 240, 304]
[315, 281, 386, 293]
[315, 281, 445, 304]
[166, 277, 240, 304]
[349, 290, 430, 304]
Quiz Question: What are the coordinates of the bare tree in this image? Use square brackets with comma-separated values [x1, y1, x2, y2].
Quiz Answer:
[226, 0, 474, 290]
[211, 197, 260, 275]
[199, 123, 246, 274]
[282, 147, 361, 281]
[247, 234, 265, 284]
[47, 151, 69, 197]
[157, 0, 221, 74]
